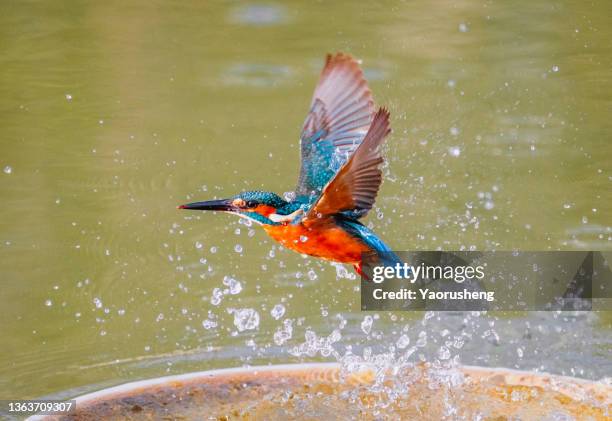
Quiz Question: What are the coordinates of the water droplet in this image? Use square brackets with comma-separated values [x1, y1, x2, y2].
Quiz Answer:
[299, 235, 308, 243]
[448, 146, 461, 157]
[450, 127, 460, 136]
[484, 201, 495, 210]
[93, 297, 103, 309]
[361, 315, 373, 334]
[458, 23, 469, 32]
[271, 304, 286, 320]
[551, 65, 559, 72]
[222, 276, 242, 294]
[231, 308, 260, 332]
[210, 288, 223, 306]
[517, 347, 524, 358]
[234, 244, 243, 253]
[273, 319, 293, 345]
[195, 241, 203, 249]
[3, 166, 12, 175]
[202, 319, 217, 330]
[210, 246, 218, 253]
[453, 336, 465, 349]
[396, 334, 410, 349]
[438, 346, 451, 360]
[65, 93, 72, 101]
[333, 263, 354, 279]
[416, 331, 427, 347]
[44, 299, 52, 307]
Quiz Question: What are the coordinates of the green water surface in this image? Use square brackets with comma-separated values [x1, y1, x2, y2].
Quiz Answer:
[1, 0, 611, 399]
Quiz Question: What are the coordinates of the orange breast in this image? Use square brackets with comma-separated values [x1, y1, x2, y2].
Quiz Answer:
[263, 223, 371, 264]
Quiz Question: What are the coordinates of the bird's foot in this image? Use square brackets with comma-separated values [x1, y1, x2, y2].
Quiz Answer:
[353, 262, 370, 280]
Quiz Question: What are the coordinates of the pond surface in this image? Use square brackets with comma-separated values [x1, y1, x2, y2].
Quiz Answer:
[1, 0, 611, 401]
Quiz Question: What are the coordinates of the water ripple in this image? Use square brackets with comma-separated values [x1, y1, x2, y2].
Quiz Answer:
[223, 63, 292, 87]
[229, 4, 288, 26]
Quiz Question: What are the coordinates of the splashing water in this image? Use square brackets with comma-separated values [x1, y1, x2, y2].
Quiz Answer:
[230, 308, 260, 332]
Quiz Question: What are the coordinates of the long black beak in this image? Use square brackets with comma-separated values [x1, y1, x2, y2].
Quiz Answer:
[178, 199, 234, 211]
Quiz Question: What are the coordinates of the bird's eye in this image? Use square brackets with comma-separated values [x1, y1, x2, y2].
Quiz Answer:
[246, 200, 257, 208]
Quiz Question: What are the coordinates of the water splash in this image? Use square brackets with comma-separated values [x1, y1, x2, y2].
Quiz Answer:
[229, 308, 260, 332]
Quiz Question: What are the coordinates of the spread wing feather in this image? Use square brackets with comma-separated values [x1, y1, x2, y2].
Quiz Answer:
[305, 108, 391, 222]
[296, 53, 374, 198]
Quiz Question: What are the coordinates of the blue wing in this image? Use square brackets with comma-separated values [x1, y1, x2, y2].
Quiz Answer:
[295, 53, 374, 200]
[304, 108, 390, 221]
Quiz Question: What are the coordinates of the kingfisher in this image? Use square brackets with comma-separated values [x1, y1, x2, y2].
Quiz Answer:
[179, 53, 400, 275]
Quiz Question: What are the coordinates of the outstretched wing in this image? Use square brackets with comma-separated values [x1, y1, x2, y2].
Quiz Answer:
[296, 53, 374, 199]
[304, 108, 391, 223]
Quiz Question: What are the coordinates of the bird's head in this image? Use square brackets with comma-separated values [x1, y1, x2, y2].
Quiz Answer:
[179, 190, 302, 225]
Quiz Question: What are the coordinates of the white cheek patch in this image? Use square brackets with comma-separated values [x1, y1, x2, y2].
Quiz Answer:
[269, 209, 303, 223]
